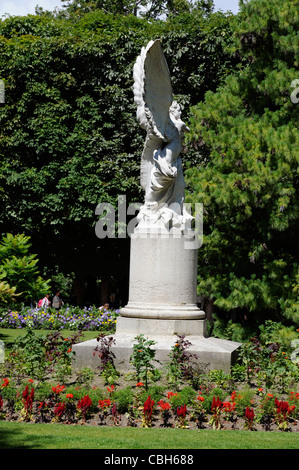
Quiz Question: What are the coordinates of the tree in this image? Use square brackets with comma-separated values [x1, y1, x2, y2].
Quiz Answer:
[0, 234, 51, 305]
[59, 0, 215, 19]
[186, 0, 299, 326]
[0, 12, 148, 305]
[0, 281, 19, 307]
[60, 0, 143, 17]
[0, 9, 238, 306]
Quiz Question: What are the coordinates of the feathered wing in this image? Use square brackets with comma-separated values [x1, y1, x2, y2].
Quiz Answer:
[133, 39, 173, 192]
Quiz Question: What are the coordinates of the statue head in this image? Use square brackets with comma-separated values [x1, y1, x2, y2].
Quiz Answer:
[169, 101, 190, 135]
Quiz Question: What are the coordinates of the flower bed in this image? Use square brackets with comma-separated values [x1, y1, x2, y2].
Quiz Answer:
[0, 306, 118, 332]
[0, 377, 298, 432]
[0, 319, 298, 432]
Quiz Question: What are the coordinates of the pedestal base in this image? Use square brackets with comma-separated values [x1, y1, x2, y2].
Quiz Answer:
[120, 303, 205, 320]
[72, 231, 241, 374]
[72, 317, 241, 374]
[116, 316, 207, 336]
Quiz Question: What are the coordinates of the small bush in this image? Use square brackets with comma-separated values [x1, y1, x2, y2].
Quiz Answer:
[233, 388, 255, 417]
[114, 387, 134, 414]
[201, 387, 225, 413]
[169, 386, 197, 408]
[140, 385, 166, 404]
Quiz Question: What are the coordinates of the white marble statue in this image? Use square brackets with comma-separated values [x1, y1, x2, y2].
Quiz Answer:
[133, 39, 193, 231]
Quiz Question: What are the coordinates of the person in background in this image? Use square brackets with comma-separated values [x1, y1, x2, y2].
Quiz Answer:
[40, 294, 51, 309]
[52, 290, 63, 310]
[99, 303, 110, 311]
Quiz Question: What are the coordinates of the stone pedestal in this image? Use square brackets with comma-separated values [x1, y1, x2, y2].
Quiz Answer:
[72, 332, 240, 374]
[72, 229, 241, 374]
[119, 229, 205, 320]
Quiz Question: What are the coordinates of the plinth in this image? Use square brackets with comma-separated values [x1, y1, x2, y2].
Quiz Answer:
[120, 228, 206, 321]
[72, 228, 241, 374]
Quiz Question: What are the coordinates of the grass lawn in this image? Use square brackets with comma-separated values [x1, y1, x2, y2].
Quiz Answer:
[0, 327, 97, 348]
[0, 421, 298, 449]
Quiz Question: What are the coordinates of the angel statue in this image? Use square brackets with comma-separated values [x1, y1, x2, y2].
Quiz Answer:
[133, 39, 193, 232]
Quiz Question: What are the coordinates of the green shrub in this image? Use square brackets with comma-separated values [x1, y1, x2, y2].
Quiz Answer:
[9, 328, 47, 380]
[231, 363, 247, 382]
[114, 386, 134, 414]
[207, 369, 232, 388]
[201, 387, 225, 413]
[169, 386, 197, 408]
[140, 385, 166, 404]
[34, 382, 53, 401]
[234, 387, 255, 417]
[130, 335, 160, 390]
[0, 379, 17, 401]
[259, 320, 298, 350]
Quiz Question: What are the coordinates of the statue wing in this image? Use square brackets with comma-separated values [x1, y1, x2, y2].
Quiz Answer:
[133, 39, 173, 191]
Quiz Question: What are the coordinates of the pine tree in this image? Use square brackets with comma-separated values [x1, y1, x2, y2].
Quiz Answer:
[186, 0, 299, 326]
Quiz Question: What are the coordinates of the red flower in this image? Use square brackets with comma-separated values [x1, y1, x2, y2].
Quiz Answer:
[1, 378, 9, 388]
[98, 398, 111, 409]
[223, 401, 235, 413]
[177, 404, 187, 418]
[38, 401, 49, 410]
[211, 396, 223, 412]
[157, 400, 171, 411]
[77, 395, 93, 421]
[275, 399, 293, 416]
[54, 402, 66, 418]
[143, 395, 155, 418]
[78, 395, 92, 410]
[22, 384, 31, 399]
[167, 391, 177, 399]
[245, 406, 254, 420]
[142, 395, 155, 427]
[22, 385, 34, 412]
[52, 383, 65, 394]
